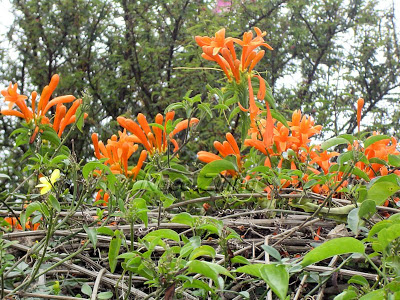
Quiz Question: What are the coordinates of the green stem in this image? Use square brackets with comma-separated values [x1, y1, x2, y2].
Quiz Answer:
[10, 210, 55, 294]
[365, 254, 388, 285]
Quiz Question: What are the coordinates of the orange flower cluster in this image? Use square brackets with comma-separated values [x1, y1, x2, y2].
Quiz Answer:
[196, 28, 274, 141]
[245, 110, 323, 161]
[1, 74, 87, 138]
[95, 189, 110, 207]
[198, 132, 242, 176]
[195, 28, 273, 83]
[3, 217, 39, 231]
[351, 134, 400, 179]
[117, 112, 199, 155]
[91, 130, 147, 179]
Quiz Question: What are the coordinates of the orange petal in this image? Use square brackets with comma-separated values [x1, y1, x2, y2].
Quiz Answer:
[226, 133, 240, 155]
[357, 98, 364, 133]
[197, 151, 222, 163]
[42, 95, 75, 116]
[169, 118, 199, 137]
[248, 50, 265, 72]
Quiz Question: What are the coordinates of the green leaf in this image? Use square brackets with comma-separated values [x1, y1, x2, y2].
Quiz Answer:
[171, 212, 195, 227]
[228, 106, 241, 122]
[97, 292, 113, 299]
[366, 179, 400, 206]
[84, 225, 98, 250]
[97, 227, 114, 236]
[333, 289, 358, 300]
[364, 135, 390, 149]
[82, 162, 117, 192]
[351, 167, 370, 182]
[48, 195, 61, 212]
[131, 198, 148, 227]
[189, 245, 216, 260]
[377, 224, 400, 252]
[143, 229, 180, 242]
[24, 201, 42, 228]
[231, 255, 250, 265]
[41, 128, 61, 146]
[321, 137, 349, 151]
[132, 180, 160, 194]
[347, 208, 361, 235]
[236, 264, 264, 278]
[270, 110, 289, 128]
[148, 123, 164, 130]
[50, 155, 69, 166]
[109, 234, 121, 273]
[260, 264, 289, 300]
[187, 260, 219, 288]
[197, 159, 236, 189]
[81, 283, 92, 296]
[358, 200, 376, 218]
[388, 154, 400, 167]
[359, 289, 385, 300]
[182, 279, 214, 293]
[198, 103, 213, 118]
[0, 174, 11, 181]
[301, 237, 365, 267]
[75, 106, 85, 132]
[338, 134, 356, 143]
[348, 275, 369, 287]
[261, 245, 281, 262]
[165, 102, 184, 113]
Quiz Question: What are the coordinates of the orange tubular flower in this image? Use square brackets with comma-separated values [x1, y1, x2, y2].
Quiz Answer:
[289, 110, 322, 150]
[4, 217, 39, 231]
[196, 27, 273, 83]
[117, 113, 199, 155]
[197, 132, 243, 176]
[309, 146, 339, 174]
[357, 98, 364, 134]
[91, 130, 146, 178]
[273, 122, 299, 153]
[1, 74, 86, 138]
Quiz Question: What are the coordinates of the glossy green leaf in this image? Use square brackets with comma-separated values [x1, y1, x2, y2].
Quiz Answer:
[366, 181, 400, 205]
[321, 137, 349, 151]
[359, 289, 385, 300]
[109, 234, 121, 273]
[187, 260, 219, 288]
[75, 106, 85, 132]
[236, 264, 264, 278]
[144, 229, 180, 242]
[41, 128, 61, 146]
[301, 237, 365, 267]
[364, 135, 390, 149]
[171, 212, 195, 227]
[97, 227, 114, 236]
[388, 154, 400, 167]
[189, 245, 216, 260]
[97, 292, 113, 299]
[260, 264, 289, 300]
[348, 275, 369, 287]
[48, 194, 61, 212]
[84, 225, 98, 250]
[198, 103, 213, 118]
[377, 224, 400, 252]
[197, 159, 236, 189]
[262, 245, 281, 262]
[333, 289, 358, 300]
[230, 255, 250, 265]
[81, 283, 92, 296]
[132, 180, 160, 194]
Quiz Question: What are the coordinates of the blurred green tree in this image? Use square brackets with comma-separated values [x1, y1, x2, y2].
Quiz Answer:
[0, 0, 399, 165]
